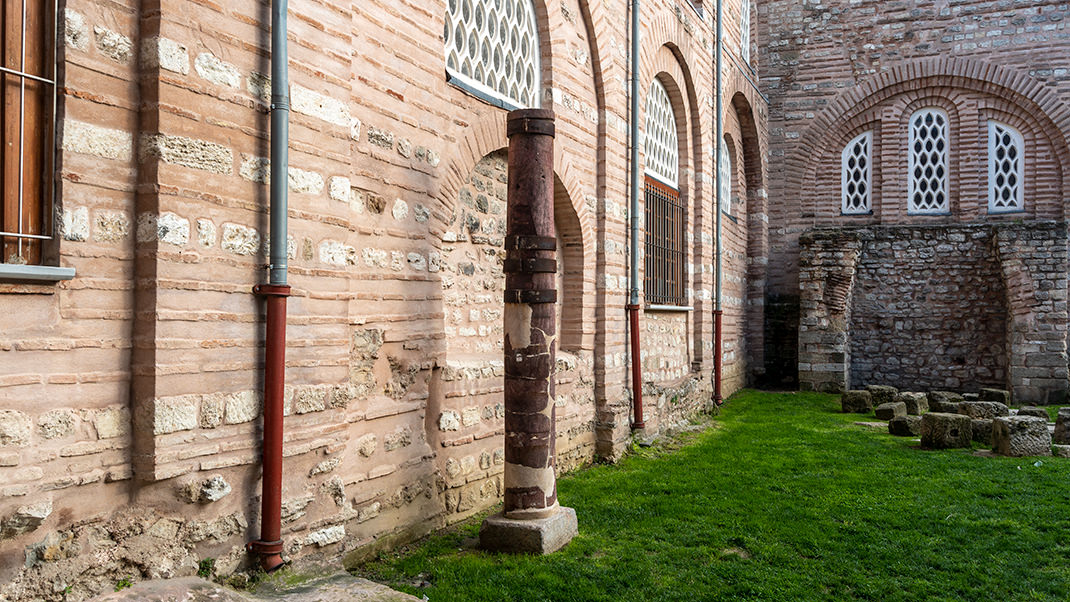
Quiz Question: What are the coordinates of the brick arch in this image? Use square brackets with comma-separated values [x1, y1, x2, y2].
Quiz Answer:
[788, 58, 1070, 218]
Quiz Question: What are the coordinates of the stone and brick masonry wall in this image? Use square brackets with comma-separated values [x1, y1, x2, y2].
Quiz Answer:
[759, 0, 1070, 383]
[799, 223, 1068, 404]
[0, 0, 765, 599]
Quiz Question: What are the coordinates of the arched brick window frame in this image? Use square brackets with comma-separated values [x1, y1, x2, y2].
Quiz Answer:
[789, 59, 1070, 224]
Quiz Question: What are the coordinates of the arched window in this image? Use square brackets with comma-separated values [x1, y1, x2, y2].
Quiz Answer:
[988, 121, 1024, 214]
[908, 108, 949, 214]
[444, 0, 540, 109]
[644, 79, 685, 307]
[841, 132, 872, 215]
[718, 143, 732, 215]
[740, 0, 751, 64]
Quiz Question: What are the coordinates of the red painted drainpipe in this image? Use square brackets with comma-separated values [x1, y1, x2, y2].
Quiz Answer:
[628, 304, 644, 429]
[248, 284, 290, 572]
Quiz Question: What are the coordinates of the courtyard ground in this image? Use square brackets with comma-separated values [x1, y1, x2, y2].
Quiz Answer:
[354, 390, 1070, 601]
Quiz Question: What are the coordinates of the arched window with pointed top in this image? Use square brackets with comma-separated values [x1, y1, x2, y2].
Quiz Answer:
[988, 121, 1024, 214]
[841, 131, 872, 215]
[443, 0, 540, 110]
[907, 108, 949, 214]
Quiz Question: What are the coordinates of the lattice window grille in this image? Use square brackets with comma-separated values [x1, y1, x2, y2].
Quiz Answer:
[988, 121, 1024, 214]
[644, 79, 679, 188]
[444, 0, 540, 109]
[718, 143, 731, 215]
[908, 108, 949, 214]
[740, 0, 751, 64]
[841, 132, 872, 215]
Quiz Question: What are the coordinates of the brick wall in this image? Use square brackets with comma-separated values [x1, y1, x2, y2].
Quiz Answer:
[0, 0, 766, 597]
[759, 0, 1070, 382]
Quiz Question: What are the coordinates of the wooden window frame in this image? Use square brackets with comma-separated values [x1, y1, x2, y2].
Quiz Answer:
[0, 0, 57, 269]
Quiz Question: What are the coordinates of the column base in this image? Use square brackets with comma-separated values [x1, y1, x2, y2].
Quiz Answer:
[479, 506, 577, 554]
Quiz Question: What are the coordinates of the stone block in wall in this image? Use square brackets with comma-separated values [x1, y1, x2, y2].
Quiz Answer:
[920, 413, 972, 449]
[992, 416, 1052, 457]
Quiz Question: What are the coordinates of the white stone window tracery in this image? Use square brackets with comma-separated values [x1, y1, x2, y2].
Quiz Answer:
[988, 121, 1024, 214]
[444, 0, 540, 109]
[644, 79, 679, 188]
[908, 108, 949, 214]
[841, 131, 872, 215]
[740, 0, 751, 64]
[719, 143, 731, 215]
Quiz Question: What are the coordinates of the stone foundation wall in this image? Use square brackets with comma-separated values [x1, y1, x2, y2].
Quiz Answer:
[849, 227, 1008, 391]
[799, 223, 1069, 403]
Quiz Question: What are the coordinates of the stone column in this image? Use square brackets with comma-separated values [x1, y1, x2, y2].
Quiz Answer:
[479, 109, 577, 554]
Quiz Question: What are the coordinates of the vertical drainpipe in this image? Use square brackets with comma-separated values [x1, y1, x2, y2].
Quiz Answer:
[248, 0, 290, 573]
[713, 0, 725, 406]
[628, 0, 645, 430]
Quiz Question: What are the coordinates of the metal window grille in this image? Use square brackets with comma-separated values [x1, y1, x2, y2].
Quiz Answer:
[644, 78, 678, 188]
[719, 143, 731, 215]
[444, 0, 540, 110]
[988, 121, 1023, 214]
[740, 0, 751, 64]
[841, 131, 872, 214]
[644, 176, 685, 306]
[0, 0, 56, 266]
[907, 108, 949, 214]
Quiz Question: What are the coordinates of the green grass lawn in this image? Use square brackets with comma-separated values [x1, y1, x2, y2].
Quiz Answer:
[353, 391, 1070, 601]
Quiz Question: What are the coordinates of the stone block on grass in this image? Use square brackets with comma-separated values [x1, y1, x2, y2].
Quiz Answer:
[980, 388, 1011, 404]
[888, 415, 921, 437]
[958, 401, 1009, 420]
[1054, 408, 1070, 445]
[897, 392, 928, 415]
[875, 402, 907, 421]
[971, 419, 993, 446]
[928, 391, 963, 414]
[841, 391, 873, 414]
[1053, 444, 1070, 459]
[866, 385, 899, 407]
[1017, 406, 1049, 420]
[479, 506, 578, 555]
[962, 393, 980, 401]
[992, 416, 1051, 457]
[920, 413, 972, 449]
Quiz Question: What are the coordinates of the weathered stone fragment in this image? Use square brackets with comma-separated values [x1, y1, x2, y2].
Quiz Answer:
[1052, 445, 1070, 459]
[875, 402, 907, 421]
[1016, 406, 1049, 419]
[888, 415, 921, 437]
[1053, 408, 1070, 445]
[962, 393, 980, 402]
[958, 401, 1009, 420]
[841, 390, 872, 414]
[971, 419, 993, 446]
[920, 413, 972, 449]
[980, 388, 1011, 404]
[897, 392, 929, 415]
[866, 385, 898, 406]
[928, 391, 964, 413]
[0, 500, 51, 540]
[992, 416, 1051, 457]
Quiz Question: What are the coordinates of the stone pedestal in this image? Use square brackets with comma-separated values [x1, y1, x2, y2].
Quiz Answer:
[479, 505, 578, 555]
